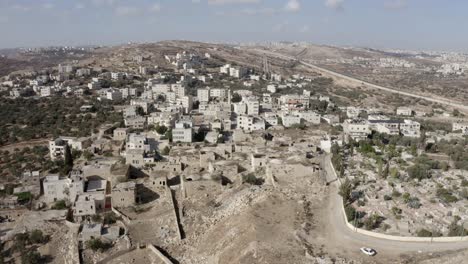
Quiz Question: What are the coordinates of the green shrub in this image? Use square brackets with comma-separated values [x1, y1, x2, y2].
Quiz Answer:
[344, 205, 356, 222]
[51, 200, 67, 210]
[417, 229, 433, 237]
[407, 197, 422, 209]
[29, 230, 47, 244]
[103, 212, 119, 225]
[436, 187, 458, 203]
[86, 238, 111, 252]
[21, 249, 42, 264]
[242, 173, 264, 185]
[338, 179, 353, 203]
[363, 213, 385, 230]
[15, 192, 32, 203]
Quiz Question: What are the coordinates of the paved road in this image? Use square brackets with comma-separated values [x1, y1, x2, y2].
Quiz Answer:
[252, 49, 468, 112]
[321, 155, 468, 256]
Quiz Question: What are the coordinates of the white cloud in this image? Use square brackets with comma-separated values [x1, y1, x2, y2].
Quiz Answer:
[299, 25, 310, 33]
[75, 3, 86, 10]
[208, 0, 261, 5]
[273, 21, 289, 32]
[92, 0, 118, 7]
[285, 0, 300, 12]
[214, 6, 275, 16]
[325, 0, 344, 10]
[384, 0, 408, 10]
[115, 6, 140, 16]
[150, 3, 161, 13]
[0, 15, 8, 23]
[42, 3, 55, 10]
[12, 4, 31, 11]
[240, 7, 276, 15]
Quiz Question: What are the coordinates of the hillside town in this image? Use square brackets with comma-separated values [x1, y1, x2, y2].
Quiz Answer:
[0, 44, 467, 263]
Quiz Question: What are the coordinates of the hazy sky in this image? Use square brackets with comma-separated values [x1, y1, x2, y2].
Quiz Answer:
[0, 0, 467, 52]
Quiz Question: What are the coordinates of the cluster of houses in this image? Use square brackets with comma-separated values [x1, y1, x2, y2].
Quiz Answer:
[343, 115, 422, 141]
[342, 105, 468, 142]
[2, 48, 467, 235]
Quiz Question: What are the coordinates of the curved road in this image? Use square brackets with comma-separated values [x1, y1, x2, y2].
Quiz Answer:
[252, 49, 468, 112]
[321, 155, 468, 256]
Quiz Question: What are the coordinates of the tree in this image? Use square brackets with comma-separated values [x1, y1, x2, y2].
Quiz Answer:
[63, 144, 73, 174]
[344, 205, 356, 222]
[407, 164, 431, 180]
[86, 238, 111, 252]
[161, 146, 170, 155]
[447, 219, 468, 236]
[417, 229, 433, 237]
[51, 200, 67, 210]
[13, 233, 29, 253]
[242, 173, 264, 185]
[410, 144, 418, 156]
[155, 124, 168, 135]
[29, 230, 47, 244]
[15, 192, 32, 203]
[387, 144, 398, 159]
[377, 159, 383, 178]
[231, 92, 242, 103]
[91, 214, 102, 222]
[135, 106, 145, 116]
[382, 163, 390, 178]
[21, 250, 42, 264]
[339, 179, 353, 204]
[436, 187, 458, 203]
[402, 192, 411, 203]
[83, 150, 94, 161]
[103, 212, 119, 224]
[390, 167, 399, 178]
[165, 129, 173, 142]
[363, 213, 384, 230]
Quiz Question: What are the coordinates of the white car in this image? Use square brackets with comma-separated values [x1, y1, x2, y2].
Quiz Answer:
[360, 247, 376, 256]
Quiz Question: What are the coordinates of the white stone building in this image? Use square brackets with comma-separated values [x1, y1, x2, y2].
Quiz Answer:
[237, 115, 265, 131]
[396, 107, 413, 116]
[43, 173, 84, 204]
[281, 114, 302, 128]
[173, 121, 193, 143]
[343, 119, 371, 141]
[197, 88, 210, 103]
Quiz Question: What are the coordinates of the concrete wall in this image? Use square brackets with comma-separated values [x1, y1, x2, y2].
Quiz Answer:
[327, 155, 468, 243]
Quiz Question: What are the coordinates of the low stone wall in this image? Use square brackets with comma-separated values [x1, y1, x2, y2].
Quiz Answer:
[167, 187, 183, 240]
[147, 244, 173, 264]
[111, 207, 131, 224]
[327, 155, 468, 243]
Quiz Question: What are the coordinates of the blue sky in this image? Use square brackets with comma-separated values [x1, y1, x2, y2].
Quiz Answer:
[0, 0, 467, 52]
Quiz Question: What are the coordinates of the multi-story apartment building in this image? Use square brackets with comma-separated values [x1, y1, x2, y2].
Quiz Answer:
[343, 119, 372, 141]
[173, 121, 193, 143]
